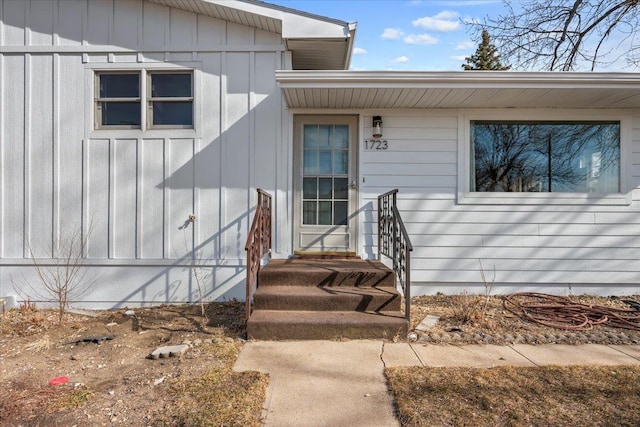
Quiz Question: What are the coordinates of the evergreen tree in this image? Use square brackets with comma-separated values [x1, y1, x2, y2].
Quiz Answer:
[462, 29, 510, 71]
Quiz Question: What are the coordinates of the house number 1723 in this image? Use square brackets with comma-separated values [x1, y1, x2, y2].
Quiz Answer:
[364, 139, 388, 150]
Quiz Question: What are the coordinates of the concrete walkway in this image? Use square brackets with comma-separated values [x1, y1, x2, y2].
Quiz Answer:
[233, 341, 640, 427]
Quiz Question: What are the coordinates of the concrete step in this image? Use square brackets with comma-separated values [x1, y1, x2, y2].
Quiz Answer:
[253, 285, 401, 312]
[247, 310, 408, 340]
[258, 259, 394, 288]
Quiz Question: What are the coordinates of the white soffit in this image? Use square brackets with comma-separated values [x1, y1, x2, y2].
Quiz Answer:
[148, 0, 354, 69]
[275, 71, 640, 109]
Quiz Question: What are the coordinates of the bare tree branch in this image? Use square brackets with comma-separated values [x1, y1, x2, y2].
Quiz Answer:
[469, 0, 640, 71]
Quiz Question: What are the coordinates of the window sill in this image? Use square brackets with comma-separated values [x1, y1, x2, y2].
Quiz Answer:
[457, 191, 632, 206]
[88, 128, 198, 139]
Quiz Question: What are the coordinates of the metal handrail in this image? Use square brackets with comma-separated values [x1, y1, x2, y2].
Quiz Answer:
[378, 189, 413, 327]
[244, 189, 272, 320]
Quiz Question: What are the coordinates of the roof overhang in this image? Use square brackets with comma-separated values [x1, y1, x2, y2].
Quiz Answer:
[148, 0, 355, 69]
[276, 71, 640, 109]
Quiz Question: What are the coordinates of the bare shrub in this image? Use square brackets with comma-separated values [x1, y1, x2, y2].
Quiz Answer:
[180, 215, 209, 328]
[14, 222, 96, 324]
[450, 261, 495, 325]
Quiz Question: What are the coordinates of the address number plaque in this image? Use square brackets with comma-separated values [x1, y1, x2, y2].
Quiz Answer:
[364, 139, 388, 150]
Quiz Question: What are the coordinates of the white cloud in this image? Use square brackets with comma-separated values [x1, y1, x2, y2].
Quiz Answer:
[353, 47, 367, 55]
[413, 10, 460, 32]
[381, 28, 404, 40]
[456, 40, 475, 50]
[404, 34, 439, 45]
[392, 56, 409, 64]
[451, 55, 468, 61]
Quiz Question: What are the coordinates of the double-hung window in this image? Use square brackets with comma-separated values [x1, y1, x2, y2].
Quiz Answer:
[96, 72, 141, 128]
[148, 72, 193, 128]
[470, 121, 620, 194]
[95, 70, 193, 129]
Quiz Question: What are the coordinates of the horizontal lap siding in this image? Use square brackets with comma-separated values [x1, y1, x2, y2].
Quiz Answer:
[363, 111, 640, 292]
[0, 0, 285, 305]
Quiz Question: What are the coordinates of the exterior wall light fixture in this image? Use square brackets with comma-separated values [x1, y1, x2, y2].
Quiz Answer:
[372, 116, 383, 138]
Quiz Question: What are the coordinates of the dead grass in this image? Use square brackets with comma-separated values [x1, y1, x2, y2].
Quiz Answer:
[48, 387, 95, 410]
[386, 365, 640, 427]
[1, 302, 267, 426]
[159, 341, 268, 427]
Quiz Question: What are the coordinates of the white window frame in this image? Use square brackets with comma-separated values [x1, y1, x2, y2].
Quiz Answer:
[89, 63, 198, 135]
[147, 70, 194, 130]
[457, 109, 632, 205]
[95, 71, 142, 130]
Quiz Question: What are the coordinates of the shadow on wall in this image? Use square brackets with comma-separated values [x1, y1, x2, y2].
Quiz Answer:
[111, 206, 256, 308]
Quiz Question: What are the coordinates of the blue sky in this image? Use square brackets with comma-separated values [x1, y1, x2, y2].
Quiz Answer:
[267, 0, 507, 71]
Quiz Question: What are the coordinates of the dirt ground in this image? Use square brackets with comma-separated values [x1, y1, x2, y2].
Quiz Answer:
[0, 302, 247, 427]
[411, 293, 640, 344]
[3, 293, 640, 426]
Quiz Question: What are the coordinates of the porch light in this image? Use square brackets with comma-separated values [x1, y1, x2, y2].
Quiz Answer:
[372, 116, 383, 138]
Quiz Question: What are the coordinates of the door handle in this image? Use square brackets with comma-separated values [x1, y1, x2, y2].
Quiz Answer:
[350, 180, 357, 189]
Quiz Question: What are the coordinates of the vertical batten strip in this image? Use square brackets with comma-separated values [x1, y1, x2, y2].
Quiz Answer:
[52, 0, 59, 46]
[24, 0, 30, 46]
[23, 53, 31, 258]
[52, 53, 60, 256]
[162, 137, 169, 259]
[219, 51, 227, 259]
[0, 0, 3, 46]
[81, 0, 88, 46]
[248, 50, 255, 238]
[191, 138, 197, 259]
[108, 138, 114, 259]
[274, 50, 282, 254]
[0, 53, 3, 257]
[135, 137, 142, 259]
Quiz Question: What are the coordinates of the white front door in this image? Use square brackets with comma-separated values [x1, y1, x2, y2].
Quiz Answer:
[293, 115, 358, 254]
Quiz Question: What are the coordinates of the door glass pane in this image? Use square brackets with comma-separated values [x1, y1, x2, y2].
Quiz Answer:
[318, 125, 331, 147]
[334, 201, 348, 225]
[319, 151, 332, 174]
[334, 178, 348, 199]
[303, 178, 317, 199]
[303, 150, 317, 174]
[318, 178, 332, 199]
[303, 201, 316, 225]
[301, 120, 352, 229]
[318, 201, 332, 225]
[332, 125, 349, 148]
[333, 150, 348, 174]
[304, 125, 318, 148]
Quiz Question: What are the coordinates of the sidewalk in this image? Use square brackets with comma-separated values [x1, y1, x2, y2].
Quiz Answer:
[233, 341, 640, 427]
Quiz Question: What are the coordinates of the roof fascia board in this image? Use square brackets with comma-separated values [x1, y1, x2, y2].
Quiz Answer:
[275, 71, 640, 89]
[207, 0, 351, 38]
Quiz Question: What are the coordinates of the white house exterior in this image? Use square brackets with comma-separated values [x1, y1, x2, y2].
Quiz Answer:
[1, 0, 640, 309]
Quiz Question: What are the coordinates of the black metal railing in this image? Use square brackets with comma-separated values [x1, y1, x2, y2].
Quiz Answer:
[244, 189, 272, 321]
[378, 189, 413, 326]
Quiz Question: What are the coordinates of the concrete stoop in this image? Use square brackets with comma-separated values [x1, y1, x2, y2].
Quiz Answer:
[247, 259, 408, 340]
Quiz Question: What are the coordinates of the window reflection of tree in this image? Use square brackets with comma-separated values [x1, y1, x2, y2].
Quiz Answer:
[472, 122, 619, 193]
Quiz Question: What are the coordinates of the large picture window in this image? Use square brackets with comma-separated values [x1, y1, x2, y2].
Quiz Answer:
[95, 70, 193, 130]
[471, 121, 620, 193]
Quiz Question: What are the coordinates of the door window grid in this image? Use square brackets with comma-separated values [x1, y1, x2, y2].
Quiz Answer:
[302, 124, 349, 225]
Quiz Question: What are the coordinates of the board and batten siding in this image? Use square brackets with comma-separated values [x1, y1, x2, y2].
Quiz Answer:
[0, 0, 289, 307]
[361, 111, 640, 295]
